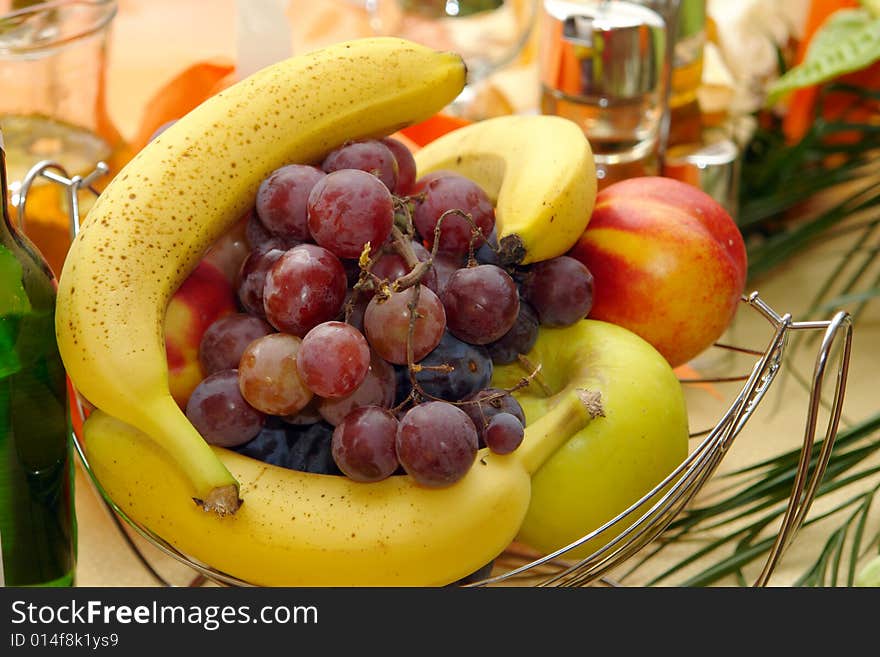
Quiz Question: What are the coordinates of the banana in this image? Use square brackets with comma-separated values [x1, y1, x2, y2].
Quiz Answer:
[412, 114, 597, 265]
[82, 388, 602, 586]
[55, 38, 466, 514]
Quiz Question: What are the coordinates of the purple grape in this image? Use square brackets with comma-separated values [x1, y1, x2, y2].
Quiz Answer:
[322, 140, 399, 192]
[483, 412, 525, 454]
[199, 313, 274, 375]
[412, 173, 495, 255]
[442, 264, 519, 345]
[396, 401, 478, 488]
[256, 164, 326, 242]
[520, 256, 594, 327]
[485, 301, 539, 365]
[186, 369, 265, 447]
[332, 406, 400, 482]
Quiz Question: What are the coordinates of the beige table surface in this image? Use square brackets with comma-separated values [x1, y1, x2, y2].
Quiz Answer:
[70, 0, 880, 587]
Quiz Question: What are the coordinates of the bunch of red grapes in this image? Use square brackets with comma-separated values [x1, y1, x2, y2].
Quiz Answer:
[185, 136, 595, 488]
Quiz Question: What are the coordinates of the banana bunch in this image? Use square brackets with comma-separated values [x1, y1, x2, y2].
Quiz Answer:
[412, 114, 597, 265]
[57, 37, 467, 514]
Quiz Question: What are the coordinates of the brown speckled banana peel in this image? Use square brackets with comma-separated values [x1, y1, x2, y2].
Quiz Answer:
[83, 387, 597, 585]
[56, 38, 466, 515]
[412, 115, 597, 265]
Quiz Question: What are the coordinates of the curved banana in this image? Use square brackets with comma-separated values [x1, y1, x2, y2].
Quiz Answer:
[83, 388, 600, 586]
[412, 114, 597, 265]
[56, 38, 466, 514]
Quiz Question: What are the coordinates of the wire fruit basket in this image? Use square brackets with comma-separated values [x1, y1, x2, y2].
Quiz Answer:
[24, 160, 854, 588]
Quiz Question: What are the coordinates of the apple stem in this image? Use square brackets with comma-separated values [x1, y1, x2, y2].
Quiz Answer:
[515, 389, 605, 476]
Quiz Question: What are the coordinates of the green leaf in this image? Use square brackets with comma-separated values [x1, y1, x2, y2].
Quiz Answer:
[848, 495, 874, 585]
[766, 10, 880, 105]
[855, 554, 880, 586]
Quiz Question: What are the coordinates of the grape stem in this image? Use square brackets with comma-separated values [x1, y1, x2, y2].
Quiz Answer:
[382, 193, 518, 418]
[516, 354, 553, 397]
[344, 242, 386, 323]
[389, 225, 431, 292]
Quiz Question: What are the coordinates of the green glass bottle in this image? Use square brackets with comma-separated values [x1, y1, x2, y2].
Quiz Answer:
[0, 129, 76, 587]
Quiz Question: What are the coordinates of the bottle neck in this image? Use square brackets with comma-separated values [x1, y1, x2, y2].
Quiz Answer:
[0, 132, 16, 243]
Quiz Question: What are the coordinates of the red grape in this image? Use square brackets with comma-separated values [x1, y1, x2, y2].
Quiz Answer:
[256, 164, 326, 242]
[307, 169, 394, 259]
[396, 401, 478, 487]
[319, 352, 396, 426]
[342, 291, 370, 333]
[483, 412, 524, 455]
[412, 173, 495, 255]
[442, 264, 520, 344]
[282, 398, 323, 426]
[237, 247, 285, 318]
[322, 140, 398, 192]
[186, 369, 265, 447]
[520, 256, 594, 327]
[199, 313, 274, 375]
[245, 207, 287, 251]
[364, 285, 446, 365]
[432, 252, 466, 296]
[462, 387, 526, 443]
[331, 406, 400, 482]
[238, 333, 313, 415]
[380, 137, 417, 195]
[410, 169, 457, 195]
[263, 244, 347, 336]
[297, 321, 371, 398]
[371, 240, 438, 294]
[485, 300, 540, 364]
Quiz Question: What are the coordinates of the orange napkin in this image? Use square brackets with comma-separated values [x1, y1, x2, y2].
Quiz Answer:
[130, 59, 236, 153]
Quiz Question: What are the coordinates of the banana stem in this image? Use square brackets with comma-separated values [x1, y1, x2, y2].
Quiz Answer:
[138, 396, 242, 515]
[515, 389, 605, 476]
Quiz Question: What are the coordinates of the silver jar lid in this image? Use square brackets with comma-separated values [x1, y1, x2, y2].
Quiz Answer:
[540, 0, 667, 101]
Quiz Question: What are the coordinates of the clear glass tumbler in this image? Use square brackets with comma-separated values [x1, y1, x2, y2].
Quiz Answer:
[0, 0, 129, 277]
[366, 0, 539, 113]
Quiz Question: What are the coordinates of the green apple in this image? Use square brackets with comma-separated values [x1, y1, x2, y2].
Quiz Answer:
[492, 319, 689, 560]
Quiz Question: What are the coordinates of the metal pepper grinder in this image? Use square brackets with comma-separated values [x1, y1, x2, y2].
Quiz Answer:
[538, 0, 667, 187]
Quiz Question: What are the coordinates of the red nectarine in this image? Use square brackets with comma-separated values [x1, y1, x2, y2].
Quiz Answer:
[165, 260, 238, 408]
[568, 176, 747, 367]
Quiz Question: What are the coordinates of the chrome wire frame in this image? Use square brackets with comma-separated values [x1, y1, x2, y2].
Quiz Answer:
[14, 159, 109, 239]
[32, 161, 854, 588]
[478, 293, 852, 588]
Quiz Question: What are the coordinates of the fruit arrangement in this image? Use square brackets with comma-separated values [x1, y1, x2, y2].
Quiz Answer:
[57, 37, 746, 586]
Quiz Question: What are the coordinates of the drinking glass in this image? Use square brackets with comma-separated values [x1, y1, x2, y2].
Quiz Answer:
[365, 0, 539, 112]
[0, 0, 128, 276]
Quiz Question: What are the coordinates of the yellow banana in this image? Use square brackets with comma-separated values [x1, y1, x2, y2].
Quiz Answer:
[56, 38, 466, 514]
[412, 114, 597, 265]
[83, 388, 601, 586]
